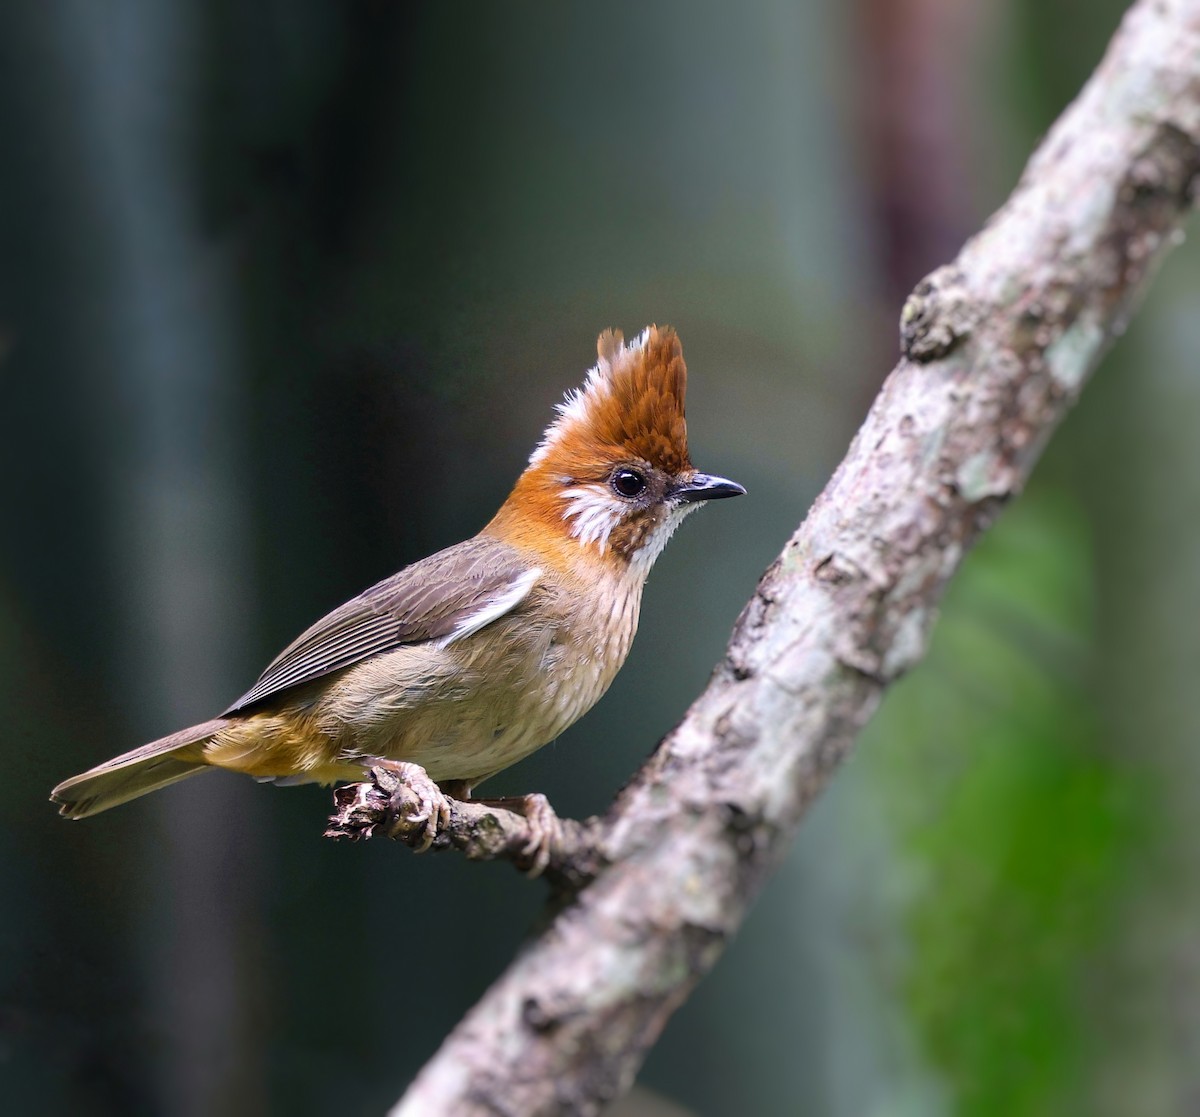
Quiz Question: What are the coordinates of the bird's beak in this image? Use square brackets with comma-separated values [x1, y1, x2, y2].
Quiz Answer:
[673, 472, 747, 503]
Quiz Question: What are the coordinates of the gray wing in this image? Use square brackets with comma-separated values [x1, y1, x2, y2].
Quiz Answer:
[223, 536, 541, 714]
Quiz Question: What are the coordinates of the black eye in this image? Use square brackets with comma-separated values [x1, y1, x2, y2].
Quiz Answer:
[611, 467, 647, 498]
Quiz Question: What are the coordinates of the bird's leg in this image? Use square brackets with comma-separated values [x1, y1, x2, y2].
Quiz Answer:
[327, 769, 566, 876]
[360, 759, 451, 852]
[462, 792, 564, 877]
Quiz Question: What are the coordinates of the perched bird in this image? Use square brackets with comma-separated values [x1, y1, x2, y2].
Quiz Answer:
[51, 326, 743, 862]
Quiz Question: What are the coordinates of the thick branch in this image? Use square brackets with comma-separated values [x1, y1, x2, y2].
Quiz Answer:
[393, 2, 1200, 1112]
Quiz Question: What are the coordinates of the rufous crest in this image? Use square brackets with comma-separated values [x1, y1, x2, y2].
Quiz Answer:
[528, 326, 691, 480]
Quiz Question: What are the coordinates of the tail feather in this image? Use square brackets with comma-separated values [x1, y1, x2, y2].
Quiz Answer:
[51, 717, 232, 819]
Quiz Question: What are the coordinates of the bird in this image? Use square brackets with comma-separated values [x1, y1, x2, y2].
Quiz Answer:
[51, 325, 744, 865]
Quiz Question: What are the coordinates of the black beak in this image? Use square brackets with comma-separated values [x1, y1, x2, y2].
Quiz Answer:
[673, 472, 747, 503]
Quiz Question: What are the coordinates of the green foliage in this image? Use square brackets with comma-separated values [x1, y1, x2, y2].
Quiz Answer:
[867, 488, 1147, 1117]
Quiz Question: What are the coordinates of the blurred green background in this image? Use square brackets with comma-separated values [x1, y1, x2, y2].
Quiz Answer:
[3, 1, 1198, 1115]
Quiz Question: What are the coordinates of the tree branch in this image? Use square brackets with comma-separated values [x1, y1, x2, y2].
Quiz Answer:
[325, 767, 607, 888]
[387, 1, 1200, 1112]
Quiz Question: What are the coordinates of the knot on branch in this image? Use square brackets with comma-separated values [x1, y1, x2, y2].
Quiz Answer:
[1120, 121, 1200, 212]
[900, 264, 977, 362]
[1098, 122, 1200, 327]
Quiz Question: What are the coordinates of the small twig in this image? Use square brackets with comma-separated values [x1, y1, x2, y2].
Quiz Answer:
[325, 767, 607, 889]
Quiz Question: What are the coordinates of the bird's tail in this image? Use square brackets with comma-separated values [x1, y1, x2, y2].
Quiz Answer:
[51, 717, 232, 819]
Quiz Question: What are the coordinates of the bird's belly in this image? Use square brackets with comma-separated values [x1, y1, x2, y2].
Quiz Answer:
[204, 587, 638, 788]
[337, 636, 619, 783]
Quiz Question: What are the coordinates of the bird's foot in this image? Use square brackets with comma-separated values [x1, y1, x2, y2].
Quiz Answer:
[471, 792, 564, 877]
[326, 773, 571, 878]
[324, 760, 451, 850]
[369, 760, 451, 852]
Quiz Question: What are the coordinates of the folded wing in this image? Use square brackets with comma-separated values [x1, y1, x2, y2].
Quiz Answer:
[224, 537, 541, 714]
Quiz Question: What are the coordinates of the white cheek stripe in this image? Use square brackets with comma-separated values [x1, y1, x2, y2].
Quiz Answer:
[559, 488, 702, 568]
[559, 485, 623, 553]
[442, 566, 543, 645]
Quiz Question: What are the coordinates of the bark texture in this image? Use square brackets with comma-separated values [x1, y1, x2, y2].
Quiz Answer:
[392, 1, 1200, 1112]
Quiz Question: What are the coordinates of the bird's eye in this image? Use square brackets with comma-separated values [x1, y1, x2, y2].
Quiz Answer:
[610, 467, 647, 499]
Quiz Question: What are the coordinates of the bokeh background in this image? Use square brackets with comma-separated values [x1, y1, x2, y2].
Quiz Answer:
[4, 2, 1199, 1115]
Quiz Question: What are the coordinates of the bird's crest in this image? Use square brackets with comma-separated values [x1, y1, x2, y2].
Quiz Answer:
[528, 326, 691, 477]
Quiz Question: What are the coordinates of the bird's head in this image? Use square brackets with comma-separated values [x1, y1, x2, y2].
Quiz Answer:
[487, 326, 744, 576]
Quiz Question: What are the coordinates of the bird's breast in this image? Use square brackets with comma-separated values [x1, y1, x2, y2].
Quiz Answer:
[301, 568, 644, 785]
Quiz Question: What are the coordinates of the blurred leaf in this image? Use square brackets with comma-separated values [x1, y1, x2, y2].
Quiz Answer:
[865, 487, 1148, 1117]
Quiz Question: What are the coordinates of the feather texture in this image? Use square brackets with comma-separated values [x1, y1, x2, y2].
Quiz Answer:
[225, 537, 541, 713]
[51, 718, 231, 818]
[527, 325, 690, 478]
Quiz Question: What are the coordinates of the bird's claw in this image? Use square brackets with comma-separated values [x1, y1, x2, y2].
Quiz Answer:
[368, 761, 451, 852]
[330, 767, 565, 875]
[515, 793, 563, 878]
